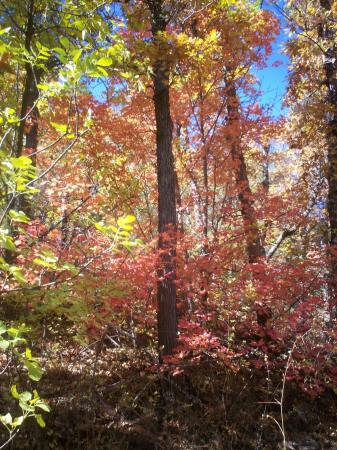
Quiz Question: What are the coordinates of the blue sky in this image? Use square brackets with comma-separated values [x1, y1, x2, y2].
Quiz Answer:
[256, 4, 290, 117]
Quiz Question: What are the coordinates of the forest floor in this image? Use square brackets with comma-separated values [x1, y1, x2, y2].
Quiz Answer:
[1, 335, 336, 450]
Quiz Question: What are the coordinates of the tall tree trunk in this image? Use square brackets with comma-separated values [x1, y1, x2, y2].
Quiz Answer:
[147, 0, 177, 356]
[261, 144, 271, 247]
[319, 0, 337, 319]
[17, 0, 40, 161]
[15, 0, 40, 218]
[225, 78, 265, 263]
[202, 143, 209, 239]
[225, 78, 268, 328]
[175, 122, 184, 234]
[5, 0, 39, 262]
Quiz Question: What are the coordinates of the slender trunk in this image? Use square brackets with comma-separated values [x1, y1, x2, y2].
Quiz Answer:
[175, 122, 184, 234]
[5, 0, 38, 262]
[148, 0, 177, 356]
[17, 0, 39, 161]
[261, 144, 270, 246]
[192, 24, 209, 240]
[226, 78, 268, 329]
[225, 79, 265, 263]
[319, 0, 337, 319]
[262, 145, 270, 196]
[15, 0, 40, 218]
[202, 151, 209, 238]
[199, 94, 208, 239]
[200, 120, 210, 303]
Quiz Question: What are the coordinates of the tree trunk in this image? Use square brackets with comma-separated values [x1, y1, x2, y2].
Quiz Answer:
[319, 0, 337, 319]
[261, 144, 271, 247]
[5, 0, 39, 262]
[17, 0, 40, 161]
[147, 0, 177, 356]
[15, 0, 40, 219]
[225, 79, 265, 263]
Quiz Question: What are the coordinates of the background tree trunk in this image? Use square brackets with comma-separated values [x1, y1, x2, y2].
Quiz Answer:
[226, 79, 265, 263]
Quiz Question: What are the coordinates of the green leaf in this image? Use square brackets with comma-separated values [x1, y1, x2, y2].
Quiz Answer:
[0, 413, 12, 426]
[72, 49, 82, 62]
[11, 156, 32, 169]
[60, 37, 70, 50]
[0, 233, 16, 251]
[36, 84, 49, 91]
[41, 250, 58, 261]
[95, 222, 106, 232]
[123, 215, 136, 224]
[50, 122, 67, 133]
[10, 267, 27, 284]
[9, 210, 30, 223]
[117, 215, 136, 229]
[7, 327, 19, 338]
[0, 322, 7, 335]
[0, 27, 10, 35]
[5, 107, 15, 115]
[12, 416, 24, 428]
[25, 361, 43, 381]
[54, 47, 66, 56]
[33, 250, 58, 268]
[7, 116, 19, 124]
[11, 385, 19, 399]
[96, 66, 109, 77]
[122, 240, 138, 248]
[96, 57, 113, 67]
[0, 338, 10, 350]
[33, 258, 53, 268]
[61, 263, 78, 274]
[19, 391, 32, 402]
[35, 414, 46, 428]
[36, 401, 50, 413]
[25, 347, 32, 360]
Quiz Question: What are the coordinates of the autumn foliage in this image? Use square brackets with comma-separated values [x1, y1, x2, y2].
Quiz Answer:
[0, 0, 336, 449]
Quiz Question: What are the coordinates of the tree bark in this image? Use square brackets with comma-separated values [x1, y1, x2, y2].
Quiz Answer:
[319, 0, 337, 319]
[14, 0, 41, 219]
[225, 79, 265, 263]
[17, 0, 40, 161]
[4, 0, 39, 262]
[261, 144, 270, 247]
[147, 0, 177, 356]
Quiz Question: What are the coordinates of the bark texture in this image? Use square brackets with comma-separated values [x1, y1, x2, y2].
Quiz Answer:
[226, 79, 265, 263]
[319, 0, 337, 318]
[14, 0, 40, 218]
[147, 0, 177, 356]
[17, 0, 40, 161]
